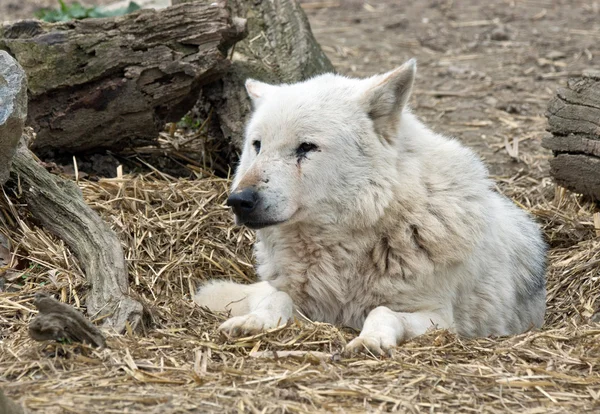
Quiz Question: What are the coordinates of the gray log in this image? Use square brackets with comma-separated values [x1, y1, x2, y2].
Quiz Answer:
[548, 153, 600, 201]
[543, 71, 600, 201]
[0, 0, 246, 155]
[542, 134, 600, 158]
[546, 74, 600, 137]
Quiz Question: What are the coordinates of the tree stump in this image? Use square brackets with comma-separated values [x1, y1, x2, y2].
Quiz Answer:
[543, 70, 600, 201]
[0, 0, 246, 156]
[175, 0, 335, 150]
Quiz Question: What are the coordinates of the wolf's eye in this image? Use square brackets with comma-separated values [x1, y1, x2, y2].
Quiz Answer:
[296, 142, 318, 158]
[252, 140, 261, 154]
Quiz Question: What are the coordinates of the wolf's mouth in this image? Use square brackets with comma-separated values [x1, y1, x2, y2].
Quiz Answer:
[243, 220, 284, 230]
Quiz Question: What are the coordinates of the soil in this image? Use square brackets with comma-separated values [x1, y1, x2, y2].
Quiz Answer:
[300, 0, 599, 181]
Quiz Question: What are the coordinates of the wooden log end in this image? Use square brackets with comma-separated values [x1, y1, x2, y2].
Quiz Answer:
[548, 153, 600, 201]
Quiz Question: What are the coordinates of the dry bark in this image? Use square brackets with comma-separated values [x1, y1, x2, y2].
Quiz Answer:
[546, 73, 600, 137]
[543, 71, 600, 201]
[542, 134, 600, 158]
[174, 0, 335, 149]
[29, 293, 107, 348]
[548, 153, 600, 201]
[11, 133, 143, 333]
[0, 0, 246, 156]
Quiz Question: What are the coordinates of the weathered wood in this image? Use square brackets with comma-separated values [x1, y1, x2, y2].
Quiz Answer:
[0, 1, 246, 155]
[546, 76, 600, 137]
[29, 292, 107, 348]
[175, 0, 335, 149]
[543, 71, 600, 201]
[548, 153, 600, 200]
[11, 134, 143, 333]
[0, 51, 27, 184]
[542, 134, 600, 158]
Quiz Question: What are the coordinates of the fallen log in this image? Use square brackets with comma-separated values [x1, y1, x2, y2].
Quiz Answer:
[11, 135, 144, 333]
[543, 70, 600, 201]
[174, 0, 335, 149]
[0, 0, 246, 156]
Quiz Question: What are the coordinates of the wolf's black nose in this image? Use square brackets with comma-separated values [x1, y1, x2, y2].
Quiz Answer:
[227, 188, 258, 218]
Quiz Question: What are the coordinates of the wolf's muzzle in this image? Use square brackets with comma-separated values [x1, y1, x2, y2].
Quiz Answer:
[227, 187, 258, 221]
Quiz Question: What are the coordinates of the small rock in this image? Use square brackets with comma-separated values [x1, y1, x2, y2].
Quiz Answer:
[490, 25, 511, 41]
[546, 50, 566, 60]
[498, 102, 529, 115]
[385, 17, 409, 30]
[484, 96, 498, 107]
[0, 51, 27, 185]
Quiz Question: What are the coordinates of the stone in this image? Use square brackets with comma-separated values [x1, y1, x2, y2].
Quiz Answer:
[0, 50, 27, 184]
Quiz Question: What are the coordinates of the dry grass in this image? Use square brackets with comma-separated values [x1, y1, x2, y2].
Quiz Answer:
[0, 153, 599, 413]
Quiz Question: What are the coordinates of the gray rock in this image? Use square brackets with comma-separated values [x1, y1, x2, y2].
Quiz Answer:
[0, 50, 27, 185]
[546, 50, 566, 60]
[0, 388, 24, 414]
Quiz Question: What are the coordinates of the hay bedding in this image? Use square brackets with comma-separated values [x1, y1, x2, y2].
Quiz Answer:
[0, 159, 599, 413]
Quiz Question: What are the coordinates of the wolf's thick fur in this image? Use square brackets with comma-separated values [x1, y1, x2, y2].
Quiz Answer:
[195, 59, 547, 354]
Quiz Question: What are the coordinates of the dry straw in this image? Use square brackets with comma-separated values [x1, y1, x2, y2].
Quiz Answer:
[0, 155, 599, 412]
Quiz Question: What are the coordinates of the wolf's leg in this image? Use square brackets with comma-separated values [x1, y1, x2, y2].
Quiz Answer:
[345, 306, 451, 356]
[195, 280, 256, 316]
[195, 280, 293, 337]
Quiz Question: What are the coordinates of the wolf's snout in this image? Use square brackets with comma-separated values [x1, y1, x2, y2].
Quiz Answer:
[227, 188, 258, 219]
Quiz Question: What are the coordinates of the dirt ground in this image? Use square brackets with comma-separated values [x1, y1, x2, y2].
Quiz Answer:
[308, 0, 599, 177]
[0, 0, 115, 21]
[1, 0, 600, 413]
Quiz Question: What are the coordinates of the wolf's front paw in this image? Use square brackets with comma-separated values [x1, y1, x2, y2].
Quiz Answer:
[219, 314, 267, 337]
[344, 334, 397, 357]
[219, 311, 287, 338]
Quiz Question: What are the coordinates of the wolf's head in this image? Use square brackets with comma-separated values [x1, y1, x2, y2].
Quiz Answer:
[227, 59, 417, 230]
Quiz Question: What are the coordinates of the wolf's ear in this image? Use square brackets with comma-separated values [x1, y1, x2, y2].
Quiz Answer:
[361, 59, 416, 143]
[245, 79, 276, 105]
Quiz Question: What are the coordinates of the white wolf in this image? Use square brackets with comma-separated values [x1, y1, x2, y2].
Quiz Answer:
[195, 59, 547, 355]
